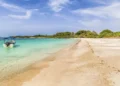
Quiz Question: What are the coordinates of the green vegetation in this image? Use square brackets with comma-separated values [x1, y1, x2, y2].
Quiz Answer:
[114, 32, 120, 37]
[99, 29, 114, 38]
[13, 29, 120, 38]
[53, 32, 74, 38]
[75, 30, 98, 38]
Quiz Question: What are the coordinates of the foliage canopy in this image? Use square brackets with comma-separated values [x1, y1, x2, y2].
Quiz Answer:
[13, 29, 120, 38]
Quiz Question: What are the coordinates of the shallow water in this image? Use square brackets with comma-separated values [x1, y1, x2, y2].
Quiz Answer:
[0, 38, 77, 79]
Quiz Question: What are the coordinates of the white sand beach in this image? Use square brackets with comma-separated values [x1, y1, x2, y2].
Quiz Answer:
[1, 38, 120, 86]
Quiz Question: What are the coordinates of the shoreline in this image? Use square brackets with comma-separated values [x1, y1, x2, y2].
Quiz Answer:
[1, 38, 120, 86]
[0, 39, 80, 86]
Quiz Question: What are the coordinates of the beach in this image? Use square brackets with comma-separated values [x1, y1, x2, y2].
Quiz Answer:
[1, 38, 120, 86]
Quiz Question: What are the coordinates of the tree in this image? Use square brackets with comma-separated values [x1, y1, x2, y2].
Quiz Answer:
[99, 29, 113, 38]
[75, 30, 98, 38]
[53, 32, 74, 38]
[114, 32, 120, 37]
[75, 30, 87, 35]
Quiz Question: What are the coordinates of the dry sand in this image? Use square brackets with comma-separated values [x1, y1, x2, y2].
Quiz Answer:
[1, 38, 120, 86]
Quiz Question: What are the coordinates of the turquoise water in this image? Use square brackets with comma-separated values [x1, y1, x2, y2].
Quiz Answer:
[0, 38, 77, 79]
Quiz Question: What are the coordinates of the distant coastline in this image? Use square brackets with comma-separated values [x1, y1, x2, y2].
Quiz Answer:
[11, 29, 120, 38]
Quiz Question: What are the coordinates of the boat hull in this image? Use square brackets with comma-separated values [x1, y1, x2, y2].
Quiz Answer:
[3, 44, 14, 48]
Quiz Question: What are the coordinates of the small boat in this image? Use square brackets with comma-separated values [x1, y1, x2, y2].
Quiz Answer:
[3, 37, 16, 48]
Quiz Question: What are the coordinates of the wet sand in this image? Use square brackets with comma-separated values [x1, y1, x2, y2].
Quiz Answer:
[1, 38, 120, 86]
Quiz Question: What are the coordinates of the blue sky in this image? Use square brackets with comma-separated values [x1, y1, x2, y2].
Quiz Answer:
[0, 0, 120, 36]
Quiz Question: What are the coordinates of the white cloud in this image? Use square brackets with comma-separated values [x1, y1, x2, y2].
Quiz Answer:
[78, 18, 120, 32]
[78, 19, 102, 27]
[73, 2, 120, 19]
[48, 0, 70, 12]
[8, 10, 32, 19]
[0, 1, 34, 19]
[89, 0, 119, 5]
[72, 1, 120, 32]
[0, 1, 24, 12]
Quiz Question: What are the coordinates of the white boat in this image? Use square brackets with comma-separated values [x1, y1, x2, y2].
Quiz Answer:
[3, 43, 14, 48]
[3, 37, 16, 48]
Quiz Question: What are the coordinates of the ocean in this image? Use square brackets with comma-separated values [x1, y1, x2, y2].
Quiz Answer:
[0, 38, 77, 80]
